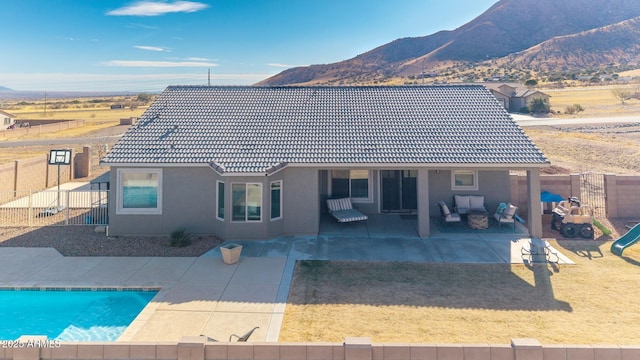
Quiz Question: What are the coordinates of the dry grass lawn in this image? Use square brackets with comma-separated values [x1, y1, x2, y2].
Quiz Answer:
[543, 86, 640, 117]
[281, 241, 640, 344]
[524, 126, 640, 175]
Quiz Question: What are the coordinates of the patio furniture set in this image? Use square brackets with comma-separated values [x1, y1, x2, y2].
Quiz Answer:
[325, 195, 519, 232]
[438, 195, 519, 230]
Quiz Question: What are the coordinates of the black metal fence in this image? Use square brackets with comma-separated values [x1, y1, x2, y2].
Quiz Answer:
[0, 189, 108, 227]
[580, 173, 606, 218]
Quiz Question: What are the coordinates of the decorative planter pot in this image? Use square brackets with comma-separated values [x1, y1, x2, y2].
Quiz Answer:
[220, 243, 243, 265]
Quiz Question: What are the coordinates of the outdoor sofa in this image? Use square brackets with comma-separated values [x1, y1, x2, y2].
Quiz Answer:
[454, 195, 488, 215]
[326, 198, 368, 223]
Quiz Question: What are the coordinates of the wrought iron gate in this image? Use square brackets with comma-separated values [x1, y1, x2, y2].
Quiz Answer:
[580, 173, 606, 218]
[0, 189, 108, 227]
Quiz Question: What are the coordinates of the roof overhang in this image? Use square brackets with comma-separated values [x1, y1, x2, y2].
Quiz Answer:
[100, 161, 549, 177]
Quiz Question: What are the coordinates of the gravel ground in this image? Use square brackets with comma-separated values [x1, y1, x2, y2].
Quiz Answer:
[0, 218, 635, 258]
[0, 226, 223, 257]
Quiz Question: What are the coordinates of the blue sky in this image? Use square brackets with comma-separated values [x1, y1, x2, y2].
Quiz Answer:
[0, 0, 497, 92]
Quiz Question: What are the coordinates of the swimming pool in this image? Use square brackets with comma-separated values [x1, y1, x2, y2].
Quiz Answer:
[0, 288, 158, 341]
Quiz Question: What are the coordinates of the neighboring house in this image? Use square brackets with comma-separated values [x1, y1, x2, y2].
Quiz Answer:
[485, 83, 551, 112]
[101, 85, 549, 240]
[0, 110, 15, 128]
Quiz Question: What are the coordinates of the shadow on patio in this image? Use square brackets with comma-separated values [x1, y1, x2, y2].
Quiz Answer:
[319, 213, 530, 238]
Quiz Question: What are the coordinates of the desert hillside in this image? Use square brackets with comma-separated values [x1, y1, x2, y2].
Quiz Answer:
[258, 0, 640, 86]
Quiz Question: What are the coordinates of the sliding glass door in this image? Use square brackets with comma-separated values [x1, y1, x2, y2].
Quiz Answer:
[381, 170, 417, 213]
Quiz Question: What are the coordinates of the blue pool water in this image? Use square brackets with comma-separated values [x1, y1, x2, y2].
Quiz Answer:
[0, 289, 157, 341]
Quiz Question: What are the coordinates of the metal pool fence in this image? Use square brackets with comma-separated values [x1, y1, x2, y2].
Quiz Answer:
[0, 189, 108, 227]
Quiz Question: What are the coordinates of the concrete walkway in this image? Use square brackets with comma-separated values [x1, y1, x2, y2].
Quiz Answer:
[0, 232, 572, 343]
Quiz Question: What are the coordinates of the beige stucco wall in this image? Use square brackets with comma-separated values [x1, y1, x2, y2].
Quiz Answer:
[429, 169, 511, 214]
[605, 174, 640, 218]
[107, 166, 320, 239]
[5, 336, 638, 360]
[511, 173, 640, 220]
[107, 167, 517, 239]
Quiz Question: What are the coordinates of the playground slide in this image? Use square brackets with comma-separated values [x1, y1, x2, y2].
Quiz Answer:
[611, 223, 640, 256]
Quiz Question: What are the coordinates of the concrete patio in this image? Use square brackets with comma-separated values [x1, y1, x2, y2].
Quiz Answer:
[0, 217, 572, 343]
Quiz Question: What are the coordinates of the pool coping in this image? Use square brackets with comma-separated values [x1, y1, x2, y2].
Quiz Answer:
[0, 287, 161, 292]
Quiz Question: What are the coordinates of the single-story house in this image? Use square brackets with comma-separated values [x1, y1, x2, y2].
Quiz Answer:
[485, 83, 550, 113]
[0, 110, 16, 128]
[101, 85, 549, 240]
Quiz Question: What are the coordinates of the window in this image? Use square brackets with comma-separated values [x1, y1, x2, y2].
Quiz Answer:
[232, 183, 262, 222]
[451, 170, 478, 191]
[117, 169, 162, 215]
[270, 181, 282, 220]
[330, 170, 371, 201]
[216, 181, 225, 220]
[3, 118, 9, 125]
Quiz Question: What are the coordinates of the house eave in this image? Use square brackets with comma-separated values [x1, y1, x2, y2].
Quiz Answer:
[286, 162, 550, 169]
[100, 161, 212, 168]
[101, 161, 549, 174]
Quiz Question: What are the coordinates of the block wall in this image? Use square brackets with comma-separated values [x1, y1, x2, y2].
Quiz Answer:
[1, 336, 639, 360]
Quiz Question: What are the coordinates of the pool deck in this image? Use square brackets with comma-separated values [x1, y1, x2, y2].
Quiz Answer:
[0, 231, 572, 343]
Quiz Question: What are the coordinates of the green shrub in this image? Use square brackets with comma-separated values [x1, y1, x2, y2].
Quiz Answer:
[565, 104, 584, 115]
[170, 227, 191, 247]
[529, 98, 550, 114]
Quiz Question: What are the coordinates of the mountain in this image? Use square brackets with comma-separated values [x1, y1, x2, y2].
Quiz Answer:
[259, 0, 640, 85]
[0, 86, 13, 92]
[497, 16, 640, 72]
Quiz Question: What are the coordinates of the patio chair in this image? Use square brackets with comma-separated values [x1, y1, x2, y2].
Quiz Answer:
[493, 203, 518, 230]
[438, 201, 461, 226]
[326, 198, 368, 223]
[229, 326, 259, 342]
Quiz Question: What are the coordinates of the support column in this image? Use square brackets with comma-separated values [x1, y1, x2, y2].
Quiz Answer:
[177, 336, 206, 360]
[344, 337, 372, 360]
[604, 174, 617, 218]
[527, 169, 542, 238]
[570, 173, 581, 198]
[417, 168, 430, 237]
[512, 338, 543, 360]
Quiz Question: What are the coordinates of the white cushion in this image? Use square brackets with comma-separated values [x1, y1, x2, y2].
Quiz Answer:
[438, 201, 451, 215]
[469, 195, 485, 209]
[503, 204, 517, 219]
[454, 195, 470, 209]
[327, 198, 353, 212]
[445, 213, 461, 222]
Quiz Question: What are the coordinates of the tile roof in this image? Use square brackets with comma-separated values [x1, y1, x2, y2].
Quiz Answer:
[102, 85, 549, 174]
[0, 110, 15, 118]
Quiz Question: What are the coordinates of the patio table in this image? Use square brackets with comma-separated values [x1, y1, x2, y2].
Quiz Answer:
[467, 210, 489, 230]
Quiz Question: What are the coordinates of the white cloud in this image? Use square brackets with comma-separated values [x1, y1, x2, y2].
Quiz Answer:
[107, 1, 209, 16]
[102, 60, 218, 67]
[134, 45, 171, 52]
[0, 72, 274, 92]
[127, 23, 160, 30]
[184, 57, 212, 61]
